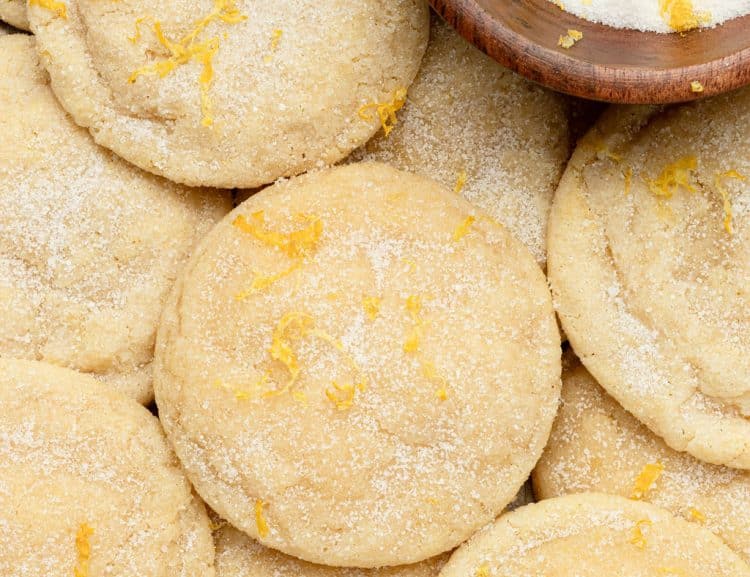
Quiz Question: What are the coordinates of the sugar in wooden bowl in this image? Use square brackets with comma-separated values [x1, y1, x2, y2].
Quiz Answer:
[429, 0, 750, 104]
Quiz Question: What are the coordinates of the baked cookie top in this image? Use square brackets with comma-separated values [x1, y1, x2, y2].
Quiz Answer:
[0, 35, 230, 404]
[0, 0, 28, 31]
[352, 17, 570, 267]
[548, 98, 750, 468]
[28, 0, 429, 188]
[0, 358, 215, 577]
[534, 351, 750, 562]
[215, 523, 447, 577]
[154, 162, 561, 567]
[440, 493, 750, 577]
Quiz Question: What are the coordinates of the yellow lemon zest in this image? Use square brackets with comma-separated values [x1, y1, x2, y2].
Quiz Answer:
[403, 295, 423, 353]
[128, 0, 246, 127]
[630, 462, 664, 500]
[358, 87, 408, 137]
[255, 500, 270, 538]
[629, 519, 652, 549]
[454, 170, 468, 194]
[647, 156, 697, 199]
[475, 563, 490, 577]
[233, 211, 323, 259]
[269, 312, 314, 394]
[129, 16, 150, 44]
[235, 262, 301, 301]
[401, 258, 417, 273]
[292, 390, 308, 404]
[558, 29, 583, 49]
[325, 381, 365, 411]
[624, 166, 633, 196]
[453, 216, 476, 242]
[659, 0, 711, 32]
[264, 29, 283, 63]
[593, 139, 623, 162]
[362, 296, 382, 321]
[690, 80, 704, 93]
[214, 374, 269, 401]
[688, 507, 706, 522]
[73, 523, 94, 577]
[658, 568, 685, 576]
[714, 170, 745, 235]
[29, 0, 67, 19]
[423, 361, 449, 401]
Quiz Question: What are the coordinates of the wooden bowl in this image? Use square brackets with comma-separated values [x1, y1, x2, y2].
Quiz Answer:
[429, 0, 750, 103]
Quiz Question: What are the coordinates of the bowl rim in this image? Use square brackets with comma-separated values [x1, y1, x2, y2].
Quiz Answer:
[429, 0, 750, 104]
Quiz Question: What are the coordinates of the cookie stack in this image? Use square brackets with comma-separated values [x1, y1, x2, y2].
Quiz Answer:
[1, 1, 749, 576]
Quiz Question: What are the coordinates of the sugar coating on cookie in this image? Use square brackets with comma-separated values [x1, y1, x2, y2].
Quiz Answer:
[0, 0, 28, 31]
[351, 18, 570, 267]
[439, 493, 750, 577]
[214, 523, 448, 577]
[0, 35, 231, 404]
[27, 0, 429, 188]
[548, 98, 750, 469]
[534, 352, 750, 562]
[0, 358, 215, 577]
[154, 163, 561, 567]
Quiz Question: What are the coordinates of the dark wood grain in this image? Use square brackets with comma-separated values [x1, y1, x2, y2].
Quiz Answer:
[429, 0, 750, 103]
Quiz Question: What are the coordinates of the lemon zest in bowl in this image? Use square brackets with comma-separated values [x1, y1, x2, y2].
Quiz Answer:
[688, 507, 706, 522]
[264, 29, 283, 63]
[659, 0, 711, 32]
[630, 462, 664, 500]
[29, 0, 67, 19]
[359, 87, 408, 137]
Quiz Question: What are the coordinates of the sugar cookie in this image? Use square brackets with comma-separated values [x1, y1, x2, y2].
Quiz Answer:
[154, 162, 561, 567]
[351, 18, 570, 267]
[0, 35, 230, 404]
[28, 0, 429, 188]
[215, 524, 447, 577]
[0, 0, 27, 31]
[439, 493, 750, 577]
[548, 99, 750, 468]
[0, 358, 215, 577]
[534, 352, 750, 561]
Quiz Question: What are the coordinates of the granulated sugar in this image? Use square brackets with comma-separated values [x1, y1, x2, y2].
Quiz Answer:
[551, 0, 750, 33]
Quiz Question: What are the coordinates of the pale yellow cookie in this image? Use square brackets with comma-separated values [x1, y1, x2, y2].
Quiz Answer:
[0, 358, 215, 577]
[154, 162, 561, 567]
[548, 99, 750, 468]
[28, 0, 429, 188]
[534, 351, 750, 561]
[351, 17, 570, 267]
[439, 493, 750, 577]
[0, 35, 230, 404]
[0, 0, 27, 31]
[215, 523, 448, 577]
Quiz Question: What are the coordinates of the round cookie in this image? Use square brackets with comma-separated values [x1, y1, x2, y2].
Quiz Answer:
[0, 35, 230, 404]
[439, 493, 750, 577]
[534, 352, 750, 561]
[548, 98, 750, 468]
[351, 17, 570, 267]
[0, 358, 215, 577]
[154, 162, 561, 567]
[0, 0, 28, 31]
[215, 524, 448, 577]
[28, 0, 429, 188]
